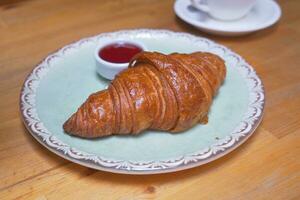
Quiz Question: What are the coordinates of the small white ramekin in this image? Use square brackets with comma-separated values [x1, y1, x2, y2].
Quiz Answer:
[94, 40, 147, 80]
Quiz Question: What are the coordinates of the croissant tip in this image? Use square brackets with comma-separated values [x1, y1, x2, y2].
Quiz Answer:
[63, 112, 97, 138]
[63, 115, 74, 134]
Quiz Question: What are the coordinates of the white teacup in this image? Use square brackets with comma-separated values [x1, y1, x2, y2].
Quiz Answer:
[191, 0, 257, 21]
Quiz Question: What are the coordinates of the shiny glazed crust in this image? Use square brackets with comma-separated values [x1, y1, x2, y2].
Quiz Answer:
[63, 51, 226, 138]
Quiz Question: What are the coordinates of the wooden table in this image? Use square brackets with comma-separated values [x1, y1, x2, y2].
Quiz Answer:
[0, 0, 299, 199]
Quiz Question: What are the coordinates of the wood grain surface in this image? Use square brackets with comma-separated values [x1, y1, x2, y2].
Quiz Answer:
[0, 0, 299, 199]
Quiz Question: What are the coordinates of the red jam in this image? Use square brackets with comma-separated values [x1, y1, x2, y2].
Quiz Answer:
[99, 42, 143, 63]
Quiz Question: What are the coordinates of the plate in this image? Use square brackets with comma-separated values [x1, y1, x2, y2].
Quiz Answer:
[20, 29, 265, 174]
[174, 0, 281, 36]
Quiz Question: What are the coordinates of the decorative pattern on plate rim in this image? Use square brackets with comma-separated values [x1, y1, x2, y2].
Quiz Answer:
[20, 29, 265, 174]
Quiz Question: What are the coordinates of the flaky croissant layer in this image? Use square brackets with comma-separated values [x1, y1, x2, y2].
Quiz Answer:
[63, 51, 226, 138]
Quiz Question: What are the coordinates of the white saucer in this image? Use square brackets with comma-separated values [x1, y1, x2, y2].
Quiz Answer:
[174, 0, 281, 36]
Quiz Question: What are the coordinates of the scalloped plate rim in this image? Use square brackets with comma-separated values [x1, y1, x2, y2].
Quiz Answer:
[20, 29, 265, 174]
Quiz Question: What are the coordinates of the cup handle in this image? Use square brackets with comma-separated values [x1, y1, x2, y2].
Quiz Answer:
[190, 0, 210, 13]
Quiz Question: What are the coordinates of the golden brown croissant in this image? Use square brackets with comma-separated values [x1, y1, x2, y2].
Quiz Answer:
[63, 51, 226, 138]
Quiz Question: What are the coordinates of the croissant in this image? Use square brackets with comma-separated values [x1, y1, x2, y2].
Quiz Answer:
[63, 51, 226, 138]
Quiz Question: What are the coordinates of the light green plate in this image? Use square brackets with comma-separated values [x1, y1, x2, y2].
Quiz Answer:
[20, 29, 264, 174]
